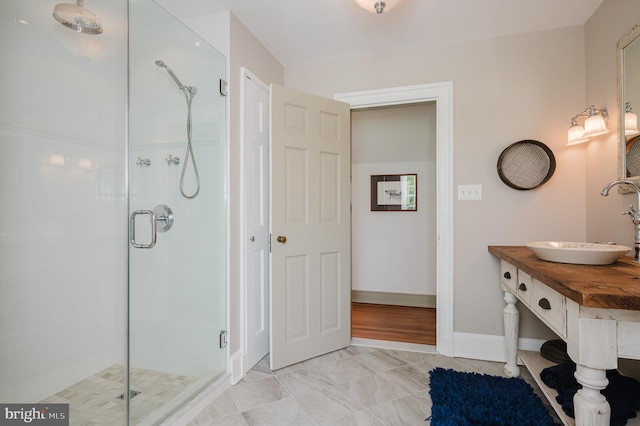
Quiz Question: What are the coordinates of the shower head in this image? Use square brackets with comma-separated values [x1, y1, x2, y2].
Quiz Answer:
[155, 60, 197, 96]
[53, 0, 103, 35]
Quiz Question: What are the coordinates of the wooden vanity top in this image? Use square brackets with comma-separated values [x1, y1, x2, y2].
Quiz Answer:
[488, 246, 640, 310]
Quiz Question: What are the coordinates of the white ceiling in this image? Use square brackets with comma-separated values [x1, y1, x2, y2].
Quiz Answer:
[156, 0, 605, 67]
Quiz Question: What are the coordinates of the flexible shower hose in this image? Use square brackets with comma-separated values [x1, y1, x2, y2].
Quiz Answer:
[180, 89, 200, 199]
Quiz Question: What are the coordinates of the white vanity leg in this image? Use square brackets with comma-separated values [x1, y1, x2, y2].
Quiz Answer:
[503, 290, 520, 377]
[573, 364, 610, 426]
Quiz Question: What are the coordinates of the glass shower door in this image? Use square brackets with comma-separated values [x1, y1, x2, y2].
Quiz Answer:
[127, 1, 227, 423]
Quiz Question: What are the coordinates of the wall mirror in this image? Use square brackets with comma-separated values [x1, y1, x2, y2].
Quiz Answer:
[618, 23, 640, 187]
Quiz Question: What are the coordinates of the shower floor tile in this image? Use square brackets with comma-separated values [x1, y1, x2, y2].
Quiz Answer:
[39, 365, 200, 425]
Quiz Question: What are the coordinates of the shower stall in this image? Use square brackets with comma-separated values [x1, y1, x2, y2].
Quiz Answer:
[0, 0, 227, 424]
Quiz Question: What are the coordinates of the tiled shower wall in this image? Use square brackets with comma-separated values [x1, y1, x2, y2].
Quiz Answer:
[0, 134, 126, 403]
[0, 0, 128, 402]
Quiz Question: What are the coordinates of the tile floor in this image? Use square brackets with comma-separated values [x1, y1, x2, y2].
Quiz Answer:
[187, 345, 554, 426]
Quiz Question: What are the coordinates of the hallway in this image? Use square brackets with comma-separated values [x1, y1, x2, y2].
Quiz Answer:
[351, 303, 436, 346]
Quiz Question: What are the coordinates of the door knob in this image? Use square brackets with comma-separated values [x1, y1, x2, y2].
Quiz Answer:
[276, 235, 287, 243]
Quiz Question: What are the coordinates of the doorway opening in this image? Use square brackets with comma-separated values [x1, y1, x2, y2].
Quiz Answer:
[349, 102, 437, 347]
[336, 82, 454, 357]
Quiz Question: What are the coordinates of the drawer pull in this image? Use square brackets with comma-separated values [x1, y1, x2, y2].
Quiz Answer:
[538, 298, 551, 310]
[503, 271, 511, 279]
[519, 283, 527, 291]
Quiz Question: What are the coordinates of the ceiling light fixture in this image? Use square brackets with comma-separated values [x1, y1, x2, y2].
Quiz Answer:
[567, 105, 609, 145]
[353, 0, 401, 14]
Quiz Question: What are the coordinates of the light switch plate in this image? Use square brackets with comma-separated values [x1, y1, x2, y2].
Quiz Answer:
[458, 184, 482, 200]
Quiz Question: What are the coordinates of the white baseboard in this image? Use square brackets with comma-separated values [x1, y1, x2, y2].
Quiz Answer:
[351, 338, 437, 354]
[437, 335, 454, 358]
[351, 291, 436, 308]
[230, 350, 244, 385]
[351, 333, 545, 363]
[453, 332, 545, 363]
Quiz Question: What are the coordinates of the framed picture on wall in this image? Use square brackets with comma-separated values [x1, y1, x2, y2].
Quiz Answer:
[370, 174, 417, 211]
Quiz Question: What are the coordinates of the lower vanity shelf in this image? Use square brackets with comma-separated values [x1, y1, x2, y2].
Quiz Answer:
[519, 351, 640, 426]
[519, 350, 574, 426]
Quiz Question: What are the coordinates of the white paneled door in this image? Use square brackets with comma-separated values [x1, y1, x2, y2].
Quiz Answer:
[244, 72, 270, 370]
[269, 84, 351, 370]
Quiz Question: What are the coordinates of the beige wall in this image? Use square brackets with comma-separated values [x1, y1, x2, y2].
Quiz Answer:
[286, 26, 587, 339]
[585, 0, 640, 246]
[228, 15, 284, 356]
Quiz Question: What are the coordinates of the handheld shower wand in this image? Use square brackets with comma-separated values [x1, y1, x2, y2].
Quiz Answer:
[155, 60, 197, 96]
[155, 59, 200, 198]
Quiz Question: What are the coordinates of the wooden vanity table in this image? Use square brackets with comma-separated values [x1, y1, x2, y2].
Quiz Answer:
[489, 246, 640, 426]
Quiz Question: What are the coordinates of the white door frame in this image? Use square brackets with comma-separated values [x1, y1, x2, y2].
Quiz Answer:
[335, 82, 454, 357]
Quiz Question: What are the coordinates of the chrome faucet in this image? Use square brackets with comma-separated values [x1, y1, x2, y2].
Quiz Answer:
[601, 179, 640, 262]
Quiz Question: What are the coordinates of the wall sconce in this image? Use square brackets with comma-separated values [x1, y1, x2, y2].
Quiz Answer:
[625, 102, 640, 136]
[567, 105, 609, 145]
[78, 158, 93, 170]
[50, 154, 68, 167]
[352, 0, 401, 14]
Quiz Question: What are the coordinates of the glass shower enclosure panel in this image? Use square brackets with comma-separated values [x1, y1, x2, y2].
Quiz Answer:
[0, 0, 127, 423]
[128, 1, 227, 423]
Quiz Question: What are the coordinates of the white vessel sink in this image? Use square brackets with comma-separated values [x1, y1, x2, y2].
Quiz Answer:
[525, 242, 632, 265]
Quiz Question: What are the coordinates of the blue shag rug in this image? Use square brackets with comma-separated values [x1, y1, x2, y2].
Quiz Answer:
[428, 368, 556, 426]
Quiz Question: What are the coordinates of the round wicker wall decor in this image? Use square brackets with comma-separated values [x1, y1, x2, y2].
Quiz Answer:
[497, 140, 556, 190]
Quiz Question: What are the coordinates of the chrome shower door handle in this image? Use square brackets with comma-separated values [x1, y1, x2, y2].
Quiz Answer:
[130, 210, 157, 249]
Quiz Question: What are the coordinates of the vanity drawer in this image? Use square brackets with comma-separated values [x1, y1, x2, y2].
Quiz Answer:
[500, 260, 517, 292]
[532, 279, 566, 337]
[516, 270, 533, 306]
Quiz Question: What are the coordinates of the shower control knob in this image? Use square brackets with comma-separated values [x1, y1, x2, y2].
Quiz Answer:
[136, 157, 151, 167]
[276, 236, 287, 243]
[166, 155, 180, 165]
[152, 204, 174, 233]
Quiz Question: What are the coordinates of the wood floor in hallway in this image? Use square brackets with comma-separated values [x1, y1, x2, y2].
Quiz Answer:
[351, 302, 436, 345]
